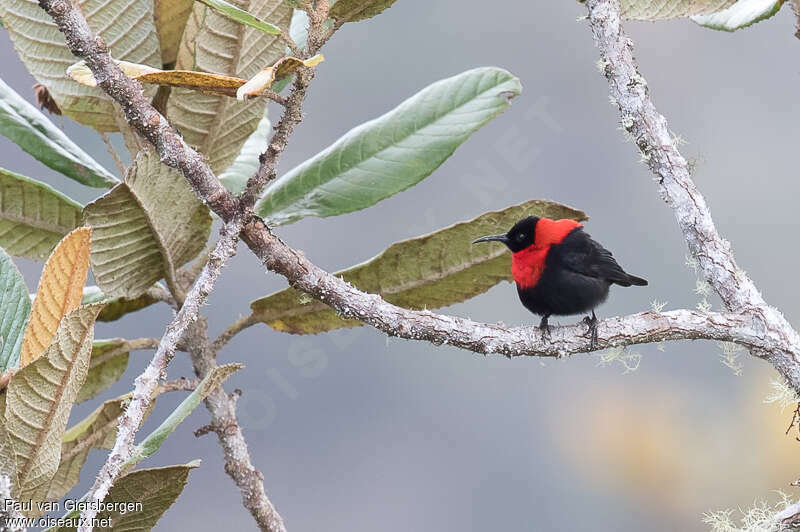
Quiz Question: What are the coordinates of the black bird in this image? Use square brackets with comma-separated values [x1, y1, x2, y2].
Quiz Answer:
[473, 216, 647, 344]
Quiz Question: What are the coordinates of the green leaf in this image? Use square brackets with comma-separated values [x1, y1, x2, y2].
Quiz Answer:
[251, 200, 587, 334]
[690, 0, 783, 29]
[2, 0, 161, 132]
[46, 396, 129, 500]
[219, 110, 271, 194]
[330, 0, 398, 21]
[168, 0, 291, 174]
[256, 67, 522, 225]
[0, 247, 31, 372]
[125, 364, 242, 469]
[76, 339, 131, 404]
[620, 0, 737, 19]
[0, 78, 117, 187]
[82, 285, 164, 322]
[53, 463, 197, 532]
[83, 150, 212, 299]
[6, 303, 103, 509]
[196, 0, 282, 34]
[0, 168, 83, 261]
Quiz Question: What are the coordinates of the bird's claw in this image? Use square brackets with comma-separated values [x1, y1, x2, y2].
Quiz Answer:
[582, 312, 599, 350]
[539, 315, 551, 341]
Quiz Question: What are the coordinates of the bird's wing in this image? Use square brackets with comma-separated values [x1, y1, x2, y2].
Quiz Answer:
[555, 230, 635, 286]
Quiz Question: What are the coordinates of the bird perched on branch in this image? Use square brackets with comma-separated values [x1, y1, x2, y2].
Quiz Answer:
[473, 216, 647, 346]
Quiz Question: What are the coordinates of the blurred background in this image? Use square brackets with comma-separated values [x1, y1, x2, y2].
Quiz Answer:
[3, 1, 800, 530]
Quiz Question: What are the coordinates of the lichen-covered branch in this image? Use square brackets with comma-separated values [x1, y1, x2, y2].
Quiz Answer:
[77, 218, 242, 531]
[585, 0, 800, 392]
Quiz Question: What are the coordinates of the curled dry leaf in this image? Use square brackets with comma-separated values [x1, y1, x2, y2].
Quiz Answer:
[67, 56, 322, 100]
[19, 227, 91, 368]
[237, 54, 324, 100]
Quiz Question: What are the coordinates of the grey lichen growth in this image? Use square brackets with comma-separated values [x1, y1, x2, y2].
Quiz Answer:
[703, 494, 790, 532]
[764, 378, 799, 412]
[596, 347, 641, 373]
[717, 341, 743, 376]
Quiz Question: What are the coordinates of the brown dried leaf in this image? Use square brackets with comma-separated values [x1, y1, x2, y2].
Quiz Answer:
[19, 228, 91, 368]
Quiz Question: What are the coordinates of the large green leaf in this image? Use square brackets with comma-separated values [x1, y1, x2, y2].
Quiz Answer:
[251, 200, 587, 334]
[0, 79, 117, 187]
[620, 0, 737, 19]
[83, 150, 212, 299]
[0, 168, 82, 262]
[690, 0, 783, 29]
[53, 463, 197, 531]
[5, 303, 102, 508]
[219, 110, 271, 194]
[329, 0, 398, 21]
[167, 0, 292, 174]
[0, 247, 31, 372]
[46, 396, 129, 501]
[255, 67, 522, 225]
[2, 0, 160, 132]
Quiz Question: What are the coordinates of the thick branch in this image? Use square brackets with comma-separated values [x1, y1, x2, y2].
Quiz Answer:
[585, 0, 800, 391]
[77, 219, 242, 531]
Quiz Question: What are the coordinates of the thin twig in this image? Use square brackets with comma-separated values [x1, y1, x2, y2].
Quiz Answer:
[212, 313, 259, 354]
[185, 318, 286, 532]
[238, 0, 337, 208]
[158, 377, 200, 394]
[100, 132, 125, 175]
[77, 218, 242, 531]
[279, 31, 304, 58]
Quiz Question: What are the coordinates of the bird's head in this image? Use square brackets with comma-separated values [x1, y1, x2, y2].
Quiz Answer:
[472, 216, 539, 253]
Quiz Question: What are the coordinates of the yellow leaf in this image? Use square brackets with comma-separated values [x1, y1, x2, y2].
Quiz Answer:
[137, 70, 245, 97]
[19, 228, 91, 368]
[237, 54, 324, 101]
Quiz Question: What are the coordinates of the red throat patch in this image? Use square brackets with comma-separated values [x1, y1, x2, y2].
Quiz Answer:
[511, 218, 583, 289]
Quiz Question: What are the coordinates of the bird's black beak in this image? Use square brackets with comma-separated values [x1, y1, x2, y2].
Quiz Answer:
[472, 234, 509, 245]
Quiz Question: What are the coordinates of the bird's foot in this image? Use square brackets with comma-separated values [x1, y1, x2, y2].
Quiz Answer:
[582, 311, 598, 349]
[538, 315, 551, 341]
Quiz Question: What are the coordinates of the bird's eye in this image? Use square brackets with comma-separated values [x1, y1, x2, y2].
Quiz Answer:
[516, 233, 526, 242]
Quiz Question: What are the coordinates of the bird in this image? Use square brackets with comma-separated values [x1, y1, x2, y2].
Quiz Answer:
[472, 216, 647, 345]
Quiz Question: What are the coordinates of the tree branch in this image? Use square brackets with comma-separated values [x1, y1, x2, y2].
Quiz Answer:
[584, 0, 800, 391]
[77, 218, 242, 531]
[42, 0, 800, 527]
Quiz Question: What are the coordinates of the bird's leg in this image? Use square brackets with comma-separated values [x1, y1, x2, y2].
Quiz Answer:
[582, 310, 599, 349]
[539, 314, 551, 340]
